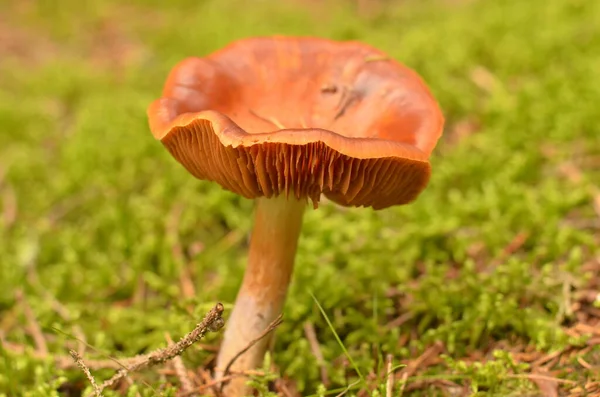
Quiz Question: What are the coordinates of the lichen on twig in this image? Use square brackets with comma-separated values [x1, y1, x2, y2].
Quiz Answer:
[69, 349, 102, 397]
[71, 303, 225, 396]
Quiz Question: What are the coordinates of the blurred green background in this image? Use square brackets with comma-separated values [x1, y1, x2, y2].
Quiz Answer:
[0, 0, 599, 395]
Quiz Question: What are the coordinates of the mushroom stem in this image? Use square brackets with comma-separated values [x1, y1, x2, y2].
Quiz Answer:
[215, 194, 306, 391]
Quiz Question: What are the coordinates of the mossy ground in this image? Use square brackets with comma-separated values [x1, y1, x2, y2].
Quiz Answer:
[1, 0, 599, 396]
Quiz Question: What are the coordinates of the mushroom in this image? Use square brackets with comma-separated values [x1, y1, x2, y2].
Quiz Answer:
[147, 36, 444, 393]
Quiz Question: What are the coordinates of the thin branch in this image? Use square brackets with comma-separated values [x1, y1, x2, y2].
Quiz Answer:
[2, 185, 17, 228]
[577, 356, 593, 370]
[385, 354, 394, 397]
[506, 373, 577, 385]
[179, 370, 266, 397]
[532, 350, 563, 368]
[48, 294, 87, 355]
[196, 368, 220, 397]
[26, 266, 88, 355]
[57, 355, 126, 370]
[165, 332, 195, 395]
[16, 290, 48, 355]
[385, 311, 414, 330]
[166, 203, 197, 313]
[248, 109, 286, 129]
[70, 350, 102, 397]
[401, 342, 444, 379]
[334, 379, 361, 397]
[398, 372, 408, 397]
[99, 303, 225, 392]
[220, 314, 284, 390]
[303, 321, 329, 386]
[274, 378, 295, 397]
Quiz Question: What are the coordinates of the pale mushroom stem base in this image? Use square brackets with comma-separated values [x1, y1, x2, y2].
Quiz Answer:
[215, 195, 306, 393]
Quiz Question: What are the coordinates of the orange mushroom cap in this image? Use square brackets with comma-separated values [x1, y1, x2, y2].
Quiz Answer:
[148, 36, 444, 210]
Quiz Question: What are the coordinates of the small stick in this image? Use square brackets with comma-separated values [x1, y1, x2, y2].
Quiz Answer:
[99, 303, 224, 393]
[192, 373, 246, 395]
[385, 312, 414, 329]
[165, 333, 195, 395]
[16, 290, 48, 355]
[398, 372, 408, 396]
[320, 84, 338, 94]
[0, 339, 125, 371]
[300, 117, 309, 128]
[274, 379, 295, 397]
[506, 373, 576, 385]
[303, 321, 329, 386]
[70, 350, 102, 397]
[180, 370, 266, 397]
[196, 368, 220, 397]
[385, 354, 394, 397]
[220, 314, 283, 390]
[57, 355, 131, 370]
[249, 109, 286, 129]
[532, 350, 562, 367]
[577, 356, 593, 370]
[26, 266, 87, 354]
[332, 86, 355, 121]
[334, 379, 361, 397]
[166, 204, 196, 312]
[593, 190, 600, 218]
[401, 342, 444, 379]
[48, 294, 87, 355]
[2, 185, 17, 228]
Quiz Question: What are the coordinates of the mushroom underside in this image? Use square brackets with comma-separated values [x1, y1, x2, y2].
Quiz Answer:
[161, 119, 431, 208]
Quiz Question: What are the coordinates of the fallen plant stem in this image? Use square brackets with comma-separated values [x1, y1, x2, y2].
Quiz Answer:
[249, 108, 286, 129]
[334, 379, 361, 397]
[219, 314, 283, 391]
[16, 290, 48, 355]
[303, 321, 329, 386]
[179, 370, 266, 397]
[401, 341, 444, 380]
[398, 372, 408, 397]
[274, 378, 295, 397]
[69, 350, 102, 397]
[385, 354, 394, 397]
[101, 303, 224, 391]
[506, 373, 577, 385]
[165, 332, 195, 395]
[71, 303, 224, 396]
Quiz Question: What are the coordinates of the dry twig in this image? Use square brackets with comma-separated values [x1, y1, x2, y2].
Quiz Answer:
[274, 378, 296, 397]
[165, 332, 195, 395]
[25, 266, 88, 354]
[303, 321, 329, 386]
[70, 303, 224, 395]
[401, 342, 444, 380]
[249, 109, 286, 129]
[2, 185, 17, 228]
[70, 350, 102, 397]
[334, 379, 361, 397]
[385, 354, 394, 397]
[220, 314, 284, 390]
[398, 372, 408, 396]
[99, 303, 224, 391]
[385, 311, 414, 329]
[507, 373, 576, 385]
[16, 290, 48, 355]
[179, 370, 266, 397]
